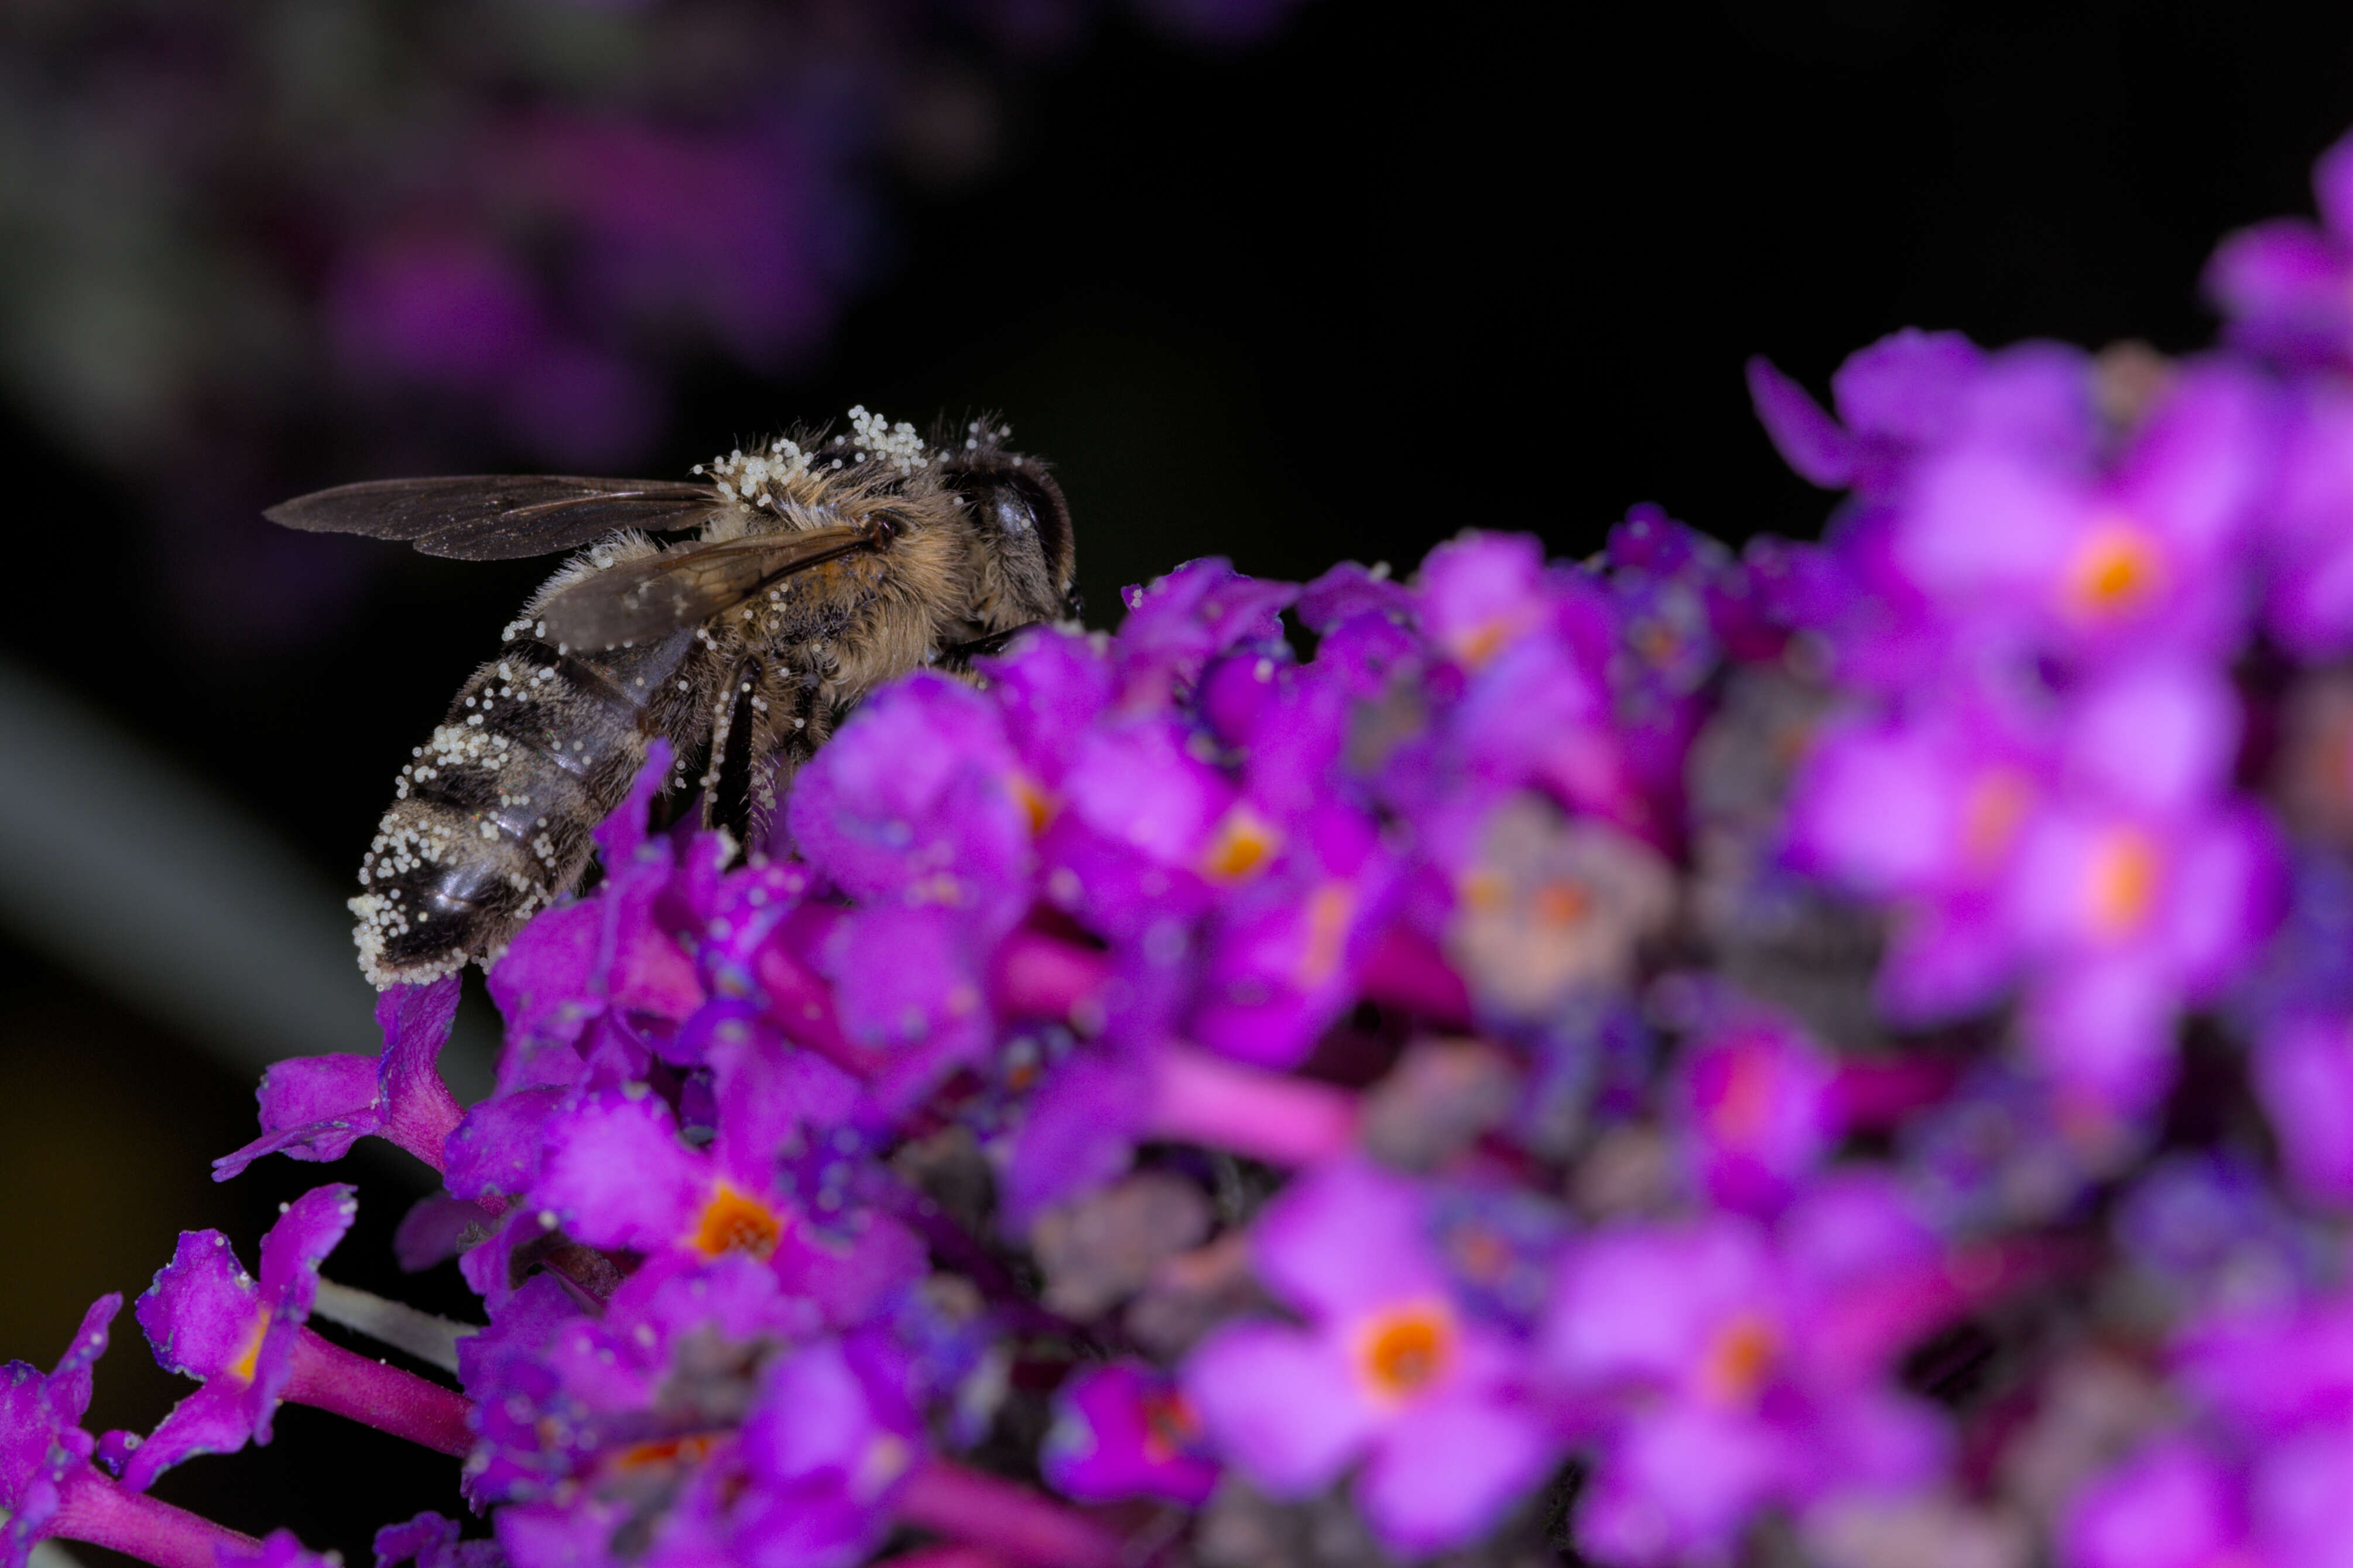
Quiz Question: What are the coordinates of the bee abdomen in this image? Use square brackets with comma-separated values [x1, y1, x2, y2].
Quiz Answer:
[351, 632, 697, 987]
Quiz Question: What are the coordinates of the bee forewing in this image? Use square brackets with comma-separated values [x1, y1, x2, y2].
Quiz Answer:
[538, 526, 879, 650]
[263, 475, 718, 561]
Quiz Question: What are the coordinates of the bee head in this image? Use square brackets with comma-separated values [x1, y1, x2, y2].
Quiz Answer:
[942, 450, 1077, 624]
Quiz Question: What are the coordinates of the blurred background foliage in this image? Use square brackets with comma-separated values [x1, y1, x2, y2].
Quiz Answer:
[5, 0, 2353, 1559]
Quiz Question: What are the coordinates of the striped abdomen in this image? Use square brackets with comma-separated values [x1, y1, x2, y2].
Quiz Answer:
[350, 629, 704, 986]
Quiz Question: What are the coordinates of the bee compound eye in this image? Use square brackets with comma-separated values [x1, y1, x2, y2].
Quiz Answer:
[947, 460, 1073, 584]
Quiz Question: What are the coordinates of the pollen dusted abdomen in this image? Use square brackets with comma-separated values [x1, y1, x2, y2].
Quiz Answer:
[272, 409, 1078, 989]
[348, 623, 704, 986]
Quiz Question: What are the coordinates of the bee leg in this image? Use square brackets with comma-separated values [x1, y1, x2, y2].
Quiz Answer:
[697, 663, 756, 833]
[742, 665, 834, 856]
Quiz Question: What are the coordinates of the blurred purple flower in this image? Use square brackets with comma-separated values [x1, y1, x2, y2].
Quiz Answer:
[2207, 127, 2353, 368]
[1673, 1010, 1844, 1215]
[1894, 361, 2277, 666]
[1181, 1161, 1559, 1556]
[1042, 1361, 1219, 1506]
[1542, 1180, 1967, 1567]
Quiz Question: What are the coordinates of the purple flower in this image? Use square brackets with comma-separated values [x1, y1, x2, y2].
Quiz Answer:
[719, 1329, 927, 1565]
[2060, 1439, 2256, 1568]
[1540, 1180, 1962, 1566]
[121, 1186, 359, 1488]
[1746, 329, 1989, 495]
[2061, 1428, 2353, 1568]
[1892, 360, 2277, 665]
[991, 1029, 1155, 1227]
[214, 976, 467, 1180]
[1114, 558, 1296, 704]
[2, 1296, 117, 1568]
[1785, 682, 2050, 1023]
[2207, 127, 2353, 368]
[375, 1512, 504, 1568]
[1042, 1362, 1218, 1506]
[2169, 1291, 2353, 1442]
[2259, 383, 2353, 657]
[786, 673, 1034, 936]
[2251, 1014, 2353, 1206]
[525, 1037, 920, 1323]
[818, 904, 997, 1106]
[1749, 337, 2117, 670]
[1187, 806, 1400, 1069]
[1796, 659, 2281, 1118]
[2003, 664, 2281, 1116]
[485, 836, 705, 1065]
[479, 1316, 926, 1568]
[1672, 1010, 1843, 1215]
[1180, 1161, 1558, 1556]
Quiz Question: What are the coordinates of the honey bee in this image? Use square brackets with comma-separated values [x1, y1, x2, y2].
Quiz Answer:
[269, 410, 1076, 989]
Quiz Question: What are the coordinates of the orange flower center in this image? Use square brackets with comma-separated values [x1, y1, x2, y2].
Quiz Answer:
[690, 1183, 783, 1260]
[1011, 774, 1056, 835]
[1961, 767, 2035, 867]
[2085, 828, 2161, 936]
[1201, 806, 1282, 880]
[855, 1432, 915, 1501]
[1454, 619, 1515, 668]
[1297, 883, 1356, 986]
[1533, 878, 1592, 928]
[1700, 1312, 1778, 1404]
[614, 1433, 720, 1471]
[1140, 1389, 1205, 1463]
[1353, 1302, 1455, 1404]
[2064, 520, 2164, 620]
[1460, 867, 1509, 912]
[228, 1308, 271, 1383]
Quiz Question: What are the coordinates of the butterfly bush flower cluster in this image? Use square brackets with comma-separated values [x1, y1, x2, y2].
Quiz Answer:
[37, 131, 2353, 1568]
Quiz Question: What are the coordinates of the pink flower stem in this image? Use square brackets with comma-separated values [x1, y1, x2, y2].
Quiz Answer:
[1831, 1055, 1962, 1130]
[1148, 1044, 1358, 1166]
[286, 1325, 474, 1456]
[1356, 927, 1472, 1025]
[51, 1464, 259, 1568]
[1824, 1237, 2085, 1368]
[991, 928, 1112, 1021]
[755, 943, 892, 1083]
[898, 1457, 1120, 1568]
[874, 1549, 1008, 1568]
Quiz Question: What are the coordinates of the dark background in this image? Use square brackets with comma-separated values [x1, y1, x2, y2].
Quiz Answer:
[8, 1, 2353, 1559]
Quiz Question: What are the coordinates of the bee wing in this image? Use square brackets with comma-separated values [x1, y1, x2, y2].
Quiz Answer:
[538, 526, 879, 650]
[263, 475, 720, 561]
